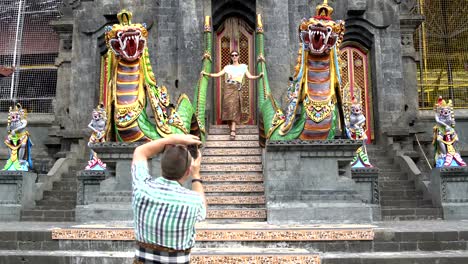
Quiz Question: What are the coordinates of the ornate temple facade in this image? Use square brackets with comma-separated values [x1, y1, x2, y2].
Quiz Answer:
[0, 0, 467, 219]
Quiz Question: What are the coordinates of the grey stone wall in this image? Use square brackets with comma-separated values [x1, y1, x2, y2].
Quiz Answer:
[257, 0, 292, 107]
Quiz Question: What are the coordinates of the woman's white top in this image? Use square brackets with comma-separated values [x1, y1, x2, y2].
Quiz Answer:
[224, 64, 248, 83]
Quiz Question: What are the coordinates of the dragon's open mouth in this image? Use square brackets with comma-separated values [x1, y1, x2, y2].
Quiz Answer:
[301, 26, 337, 54]
[110, 30, 146, 61]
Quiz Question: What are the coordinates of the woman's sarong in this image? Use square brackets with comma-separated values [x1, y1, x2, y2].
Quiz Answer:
[222, 81, 242, 123]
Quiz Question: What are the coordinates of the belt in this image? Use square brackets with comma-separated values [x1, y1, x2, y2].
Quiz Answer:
[226, 79, 241, 84]
[136, 241, 191, 253]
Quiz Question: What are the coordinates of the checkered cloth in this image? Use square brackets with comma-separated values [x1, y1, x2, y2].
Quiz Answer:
[134, 243, 190, 264]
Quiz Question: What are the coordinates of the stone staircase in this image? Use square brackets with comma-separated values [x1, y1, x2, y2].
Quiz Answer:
[202, 125, 266, 222]
[21, 165, 79, 222]
[368, 146, 443, 220]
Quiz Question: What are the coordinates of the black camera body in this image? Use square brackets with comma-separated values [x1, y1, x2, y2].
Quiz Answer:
[187, 144, 199, 159]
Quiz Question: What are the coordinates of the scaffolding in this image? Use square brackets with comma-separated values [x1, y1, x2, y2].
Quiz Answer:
[415, 0, 468, 109]
[0, 0, 62, 113]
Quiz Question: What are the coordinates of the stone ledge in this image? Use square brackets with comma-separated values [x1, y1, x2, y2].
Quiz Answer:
[266, 139, 361, 154]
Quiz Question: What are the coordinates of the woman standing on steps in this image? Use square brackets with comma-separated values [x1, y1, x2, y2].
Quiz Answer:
[202, 50, 263, 140]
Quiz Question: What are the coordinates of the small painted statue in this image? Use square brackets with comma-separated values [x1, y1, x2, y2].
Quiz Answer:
[433, 96, 466, 167]
[3, 103, 33, 171]
[345, 96, 372, 168]
[85, 104, 107, 170]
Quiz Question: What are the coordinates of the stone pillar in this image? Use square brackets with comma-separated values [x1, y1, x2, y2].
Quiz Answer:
[176, 0, 204, 99]
[257, 0, 291, 106]
[399, 9, 423, 127]
[51, 19, 74, 129]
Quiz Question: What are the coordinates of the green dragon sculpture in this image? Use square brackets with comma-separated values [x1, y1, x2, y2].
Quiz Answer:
[101, 10, 211, 142]
[257, 1, 345, 146]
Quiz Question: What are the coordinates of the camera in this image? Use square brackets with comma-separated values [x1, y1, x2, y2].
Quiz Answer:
[187, 144, 199, 159]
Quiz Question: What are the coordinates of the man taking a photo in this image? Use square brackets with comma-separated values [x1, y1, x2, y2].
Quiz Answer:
[132, 134, 206, 264]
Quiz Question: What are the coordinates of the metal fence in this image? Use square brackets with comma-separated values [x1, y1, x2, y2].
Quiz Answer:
[415, 0, 468, 109]
[0, 0, 62, 113]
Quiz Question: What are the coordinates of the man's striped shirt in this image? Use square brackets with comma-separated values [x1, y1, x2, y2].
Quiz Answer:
[132, 161, 206, 250]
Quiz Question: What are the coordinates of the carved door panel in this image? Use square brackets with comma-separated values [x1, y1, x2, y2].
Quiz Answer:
[215, 23, 255, 125]
[340, 45, 374, 142]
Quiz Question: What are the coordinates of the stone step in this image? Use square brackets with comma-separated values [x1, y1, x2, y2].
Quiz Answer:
[205, 141, 260, 148]
[36, 200, 76, 207]
[52, 181, 78, 191]
[207, 134, 259, 141]
[379, 185, 414, 191]
[382, 215, 443, 221]
[381, 207, 442, 217]
[209, 128, 258, 135]
[201, 164, 262, 172]
[42, 191, 77, 200]
[203, 156, 262, 164]
[207, 196, 265, 205]
[207, 209, 266, 219]
[94, 196, 131, 203]
[380, 195, 424, 201]
[21, 209, 75, 222]
[322, 251, 468, 264]
[205, 184, 264, 193]
[0, 249, 319, 264]
[202, 148, 262, 156]
[380, 190, 421, 198]
[379, 180, 415, 186]
[380, 199, 434, 207]
[201, 172, 263, 182]
[210, 125, 259, 129]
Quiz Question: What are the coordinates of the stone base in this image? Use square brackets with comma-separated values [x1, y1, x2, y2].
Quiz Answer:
[76, 143, 161, 222]
[430, 167, 468, 220]
[264, 140, 378, 223]
[0, 171, 37, 221]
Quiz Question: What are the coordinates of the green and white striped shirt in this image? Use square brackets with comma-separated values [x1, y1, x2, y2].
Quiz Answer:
[132, 161, 206, 250]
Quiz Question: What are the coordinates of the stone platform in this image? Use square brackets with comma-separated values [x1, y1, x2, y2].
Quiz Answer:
[3, 221, 468, 263]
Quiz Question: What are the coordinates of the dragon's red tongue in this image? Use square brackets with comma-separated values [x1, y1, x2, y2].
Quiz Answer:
[312, 33, 323, 50]
[127, 38, 136, 56]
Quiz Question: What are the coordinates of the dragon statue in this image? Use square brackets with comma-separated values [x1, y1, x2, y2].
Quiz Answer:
[3, 103, 33, 171]
[432, 96, 466, 168]
[101, 10, 211, 142]
[85, 104, 107, 170]
[257, 0, 345, 146]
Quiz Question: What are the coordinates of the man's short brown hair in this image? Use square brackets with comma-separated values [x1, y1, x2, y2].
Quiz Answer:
[161, 145, 191, 180]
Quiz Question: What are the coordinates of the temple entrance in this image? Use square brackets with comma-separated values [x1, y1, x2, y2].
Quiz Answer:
[214, 17, 256, 125]
[340, 44, 374, 142]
